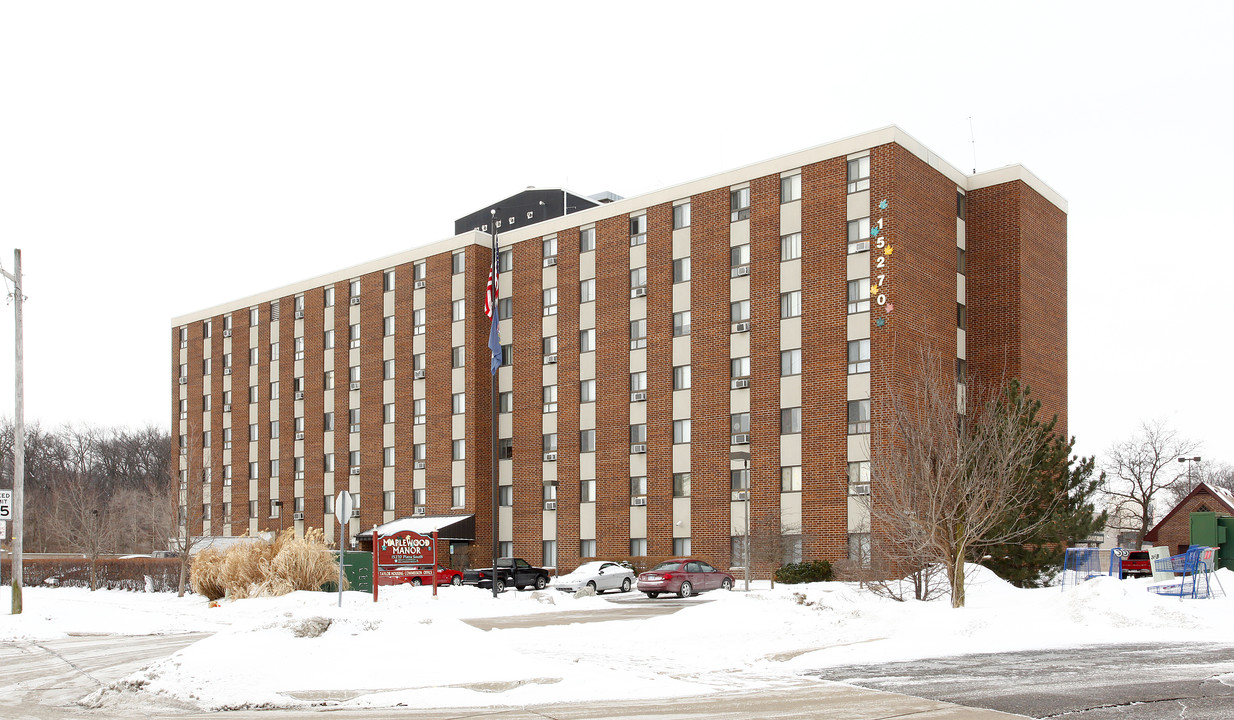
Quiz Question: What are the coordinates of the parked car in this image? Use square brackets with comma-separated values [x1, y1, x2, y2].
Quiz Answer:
[1119, 550, 1153, 579]
[386, 565, 463, 587]
[553, 561, 635, 594]
[462, 558, 551, 592]
[637, 558, 735, 598]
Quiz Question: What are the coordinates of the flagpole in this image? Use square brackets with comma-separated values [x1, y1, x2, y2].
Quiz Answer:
[488, 208, 500, 600]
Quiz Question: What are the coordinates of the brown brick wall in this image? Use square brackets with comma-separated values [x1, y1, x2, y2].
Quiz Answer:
[644, 202, 674, 557]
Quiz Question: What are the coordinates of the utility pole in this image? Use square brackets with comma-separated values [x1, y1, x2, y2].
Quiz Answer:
[1, 250, 24, 614]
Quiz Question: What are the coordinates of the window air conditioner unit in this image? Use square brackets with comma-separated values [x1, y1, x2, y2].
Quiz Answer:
[294, 391, 304, 400]
[349, 296, 361, 305]
[223, 329, 232, 337]
[294, 432, 304, 440]
[223, 404, 232, 412]
[543, 256, 557, 267]
[733, 321, 751, 333]
[630, 391, 647, 402]
[349, 467, 361, 475]
[351, 508, 361, 518]
[291, 511, 304, 520]
[733, 265, 752, 278]
[414, 506, 426, 516]
[294, 310, 304, 319]
[732, 378, 750, 389]
[543, 354, 557, 364]
[413, 369, 426, 379]
[414, 280, 427, 289]
[632, 496, 647, 506]
[349, 382, 361, 391]
[414, 461, 426, 469]
[223, 368, 231, 375]
[734, 491, 749, 501]
[178, 377, 188, 384]
[850, 484, 871, 496]
[543, 452, 558, 462]
[544, 501, 557, 511]
[731, 434, 750, 445]
[630, 286, 647, 298]
[630, 444, 647, 454]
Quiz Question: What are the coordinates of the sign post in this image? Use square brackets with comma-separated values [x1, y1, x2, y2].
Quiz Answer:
[334, 491, 354, 608]
[372, 526, 379, 603]
[373, 530, 436, 601]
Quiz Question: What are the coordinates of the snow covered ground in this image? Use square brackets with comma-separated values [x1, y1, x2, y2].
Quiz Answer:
[3, 566, 1232, 712]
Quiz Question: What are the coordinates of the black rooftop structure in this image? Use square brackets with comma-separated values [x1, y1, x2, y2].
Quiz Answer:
[453, 188, 616, 236]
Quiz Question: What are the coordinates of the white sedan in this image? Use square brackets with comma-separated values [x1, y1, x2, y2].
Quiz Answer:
[552, 561, 636, 594]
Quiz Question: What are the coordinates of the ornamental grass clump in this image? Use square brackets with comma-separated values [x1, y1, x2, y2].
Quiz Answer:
[192, 529, 343, 600]
[218, 535, 280, 599]
[188, 548, 227, 601]
[267, 528, 343, 595]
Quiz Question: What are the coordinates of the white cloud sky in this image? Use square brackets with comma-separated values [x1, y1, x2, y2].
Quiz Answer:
[0, 1, 1230, 464]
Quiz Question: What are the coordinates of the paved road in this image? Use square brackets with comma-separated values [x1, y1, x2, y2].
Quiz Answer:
[814, 643, 1234, 720]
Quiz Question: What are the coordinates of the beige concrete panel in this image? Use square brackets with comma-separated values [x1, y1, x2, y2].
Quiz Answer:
[580, 503, 596, 539]
[673, 337, 691, 367]
[499, 460, 512, 484]
[673, 498, 691, 537]
[542, 263, 557, 290]
[542, 514, 556, 542]
[630, 244, 646, 270]
[629, 400, 646, 426]
[957, 217, 965, 250]
[957, 273, 965, 304]
[542, 309, 558, 338]
[780, 374, 802, 409]
[499, 507, 512, 541]
[780, 317, 801, 348]
[730, 275, 750, 302]
[847, 434, 871, 462]
[414, 332, 425, 355]
[580, 352, 595, 380]
[383, 289, 395, 316]
[499, 413, 512, 438]
[848, 251, 870, 281]
[730, 219, 750, 246]
[249, 324, 259, 343]
[780, 492, 802, 534]
[629, 452, 646, 478]
[846, 149, 870, 160]
[730, 501, 748, 537]
[779, 201, 801, 235]
[673, 390, 691, 420]
[579, 301, 595, 330]
[452, 460, 466, 485]
[452, 321, 465, 347]
[673, 444, 691, 472]
[848, 312, 871, 340]
[847, 372, 870, 401]
[383, 423, 395, 447]
[579, 403, 595, 430]
[630, 347, 646, 373]
[413, 287, 425, 309]
[383, 467, 394, 490]
[580, 452, 595, 479]
[848, 190, 870, 220]
[580, 251, 595, 280]
[730, 388, 750, 415]
[630, 505, 646, 539]
[673, 282, 691, 310]
[413, 423, 425, 444]
[452, 415, 466, 438]
[384, 379, 395, 405]
[781, 259, 801, 293]
[730, 330, 750, 358]
[780, 434, 802, 467]
[848, 497, 871, 533]
[348, 432, 359, 453]
[452, 272, 465, 299]
[542, 361, 558, 387]
[542, 412, 557, 435]
[629, 295, 646, 320]
[498, 365, 511, 392]
[672, 228, 690, 258]
[542, 459, 556, 485]
[383, 335, 395, 360]
[323, 351, 333, 372]
[957, 328, 966, 359]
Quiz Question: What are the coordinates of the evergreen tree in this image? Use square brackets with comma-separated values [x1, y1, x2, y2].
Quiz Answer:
[977, 382, 1107, 588]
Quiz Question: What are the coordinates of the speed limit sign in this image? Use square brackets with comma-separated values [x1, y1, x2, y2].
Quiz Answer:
[0, 489, 11, 520]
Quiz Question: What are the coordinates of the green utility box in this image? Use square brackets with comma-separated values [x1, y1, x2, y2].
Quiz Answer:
[322, 551, 372, 593]
[1190, 512, 1232, 571]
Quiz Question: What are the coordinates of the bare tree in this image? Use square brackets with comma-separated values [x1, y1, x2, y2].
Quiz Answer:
[1166, 460, 1234, 506]
[1102, 420, 1200, 549]
[43, 476, 120, 590]
[170, 431, 209, 597]
[869, 353, 1053, 608]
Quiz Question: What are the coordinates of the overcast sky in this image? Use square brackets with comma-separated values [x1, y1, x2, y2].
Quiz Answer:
[0, 1, 1230, 466]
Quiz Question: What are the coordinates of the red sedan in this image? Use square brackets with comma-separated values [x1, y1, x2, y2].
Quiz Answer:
[387, 565, 463, 587]
[637, 558, 734, 598]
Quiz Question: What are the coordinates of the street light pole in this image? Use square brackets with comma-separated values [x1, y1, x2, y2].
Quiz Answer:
[1177, 456, 1202, 486]
[1, 250, 24, 614]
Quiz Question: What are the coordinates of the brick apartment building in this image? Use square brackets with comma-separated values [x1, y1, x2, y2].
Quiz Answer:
[170, 125, 1068, 572]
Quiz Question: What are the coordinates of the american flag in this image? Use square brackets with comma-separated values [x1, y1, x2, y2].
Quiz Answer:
[484, 252, 499, 319]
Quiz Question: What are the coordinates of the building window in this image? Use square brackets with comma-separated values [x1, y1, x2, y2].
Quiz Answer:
[543, 287, 558, 315]
[580, 328, 595, 353]
[270, 459, 279, 477]
[630, 371, 647, 394]
[249, 347, 259, 365]
[498, 438, 513, 460]
[349, 323, 361, 346]
[382, 490, 395, 512]
[580, 540, 597, 558]
[782, 535, 803, 565]
[780, 291, 802, 319]
[781, 173, 801, 203]
[383, 359, 395, 380]
[497, 485, 512, 507]
[848, 460, 871, 489]
[630, 538, 647, 557]
[543, 236, 557, 260]
[957, 358, 966, 385]
[543, 482, 557, 505]
[673, 472, 691, 497]
[349, 365, 360, 384]
[580, 429, 596, 453]
[673, 538, 691, 555]
[348, 450, 360, 469]
[413, 443, 426, 462]
[542, 540, 557, 568]
[413, 399, 426, 424]
[381, 269, 395, 293]
[781, 466, 802, 492]
[667, 203, 689, 230]
[730, 187, 750, 221]
[781, 232, 802, 261]
[673, 419, 691, 444]
[731, 468, 750, 492]
[630, 319, 646, 349]
[847, 156, 870, 193]
[348, 279, 361, 300]
[580, 279, 595, 303]
[323, 329, 334, 350]
[673, 365, 691, 390]
[324, 453, 334, 472]
[957, 190, 966, 220]
[958, 246, 966, 275]
[731, 356, 750, 379]
[731, 412, 750, 434]
[630, 475, 647, 499]
[452, 392, 466, 415]
[629, 214, 647, 245]
[580, 379, 595, 403]
[781, 407, 802, 434]
[731, 243, 750, 269]
[412, 262, 426, 282]
[847, 217, 871, 254]
[202, 358, 211, 376]
[452, 439, 465, 461]
[382, 447, 395, 467]
[542, 336, 558, 358]
[673, 311, 691, 337]
[580, 227, 595, 252]
[847, 339, 871, 374]
[452, 486, 465, 508]
[542, 385, 557, 413]
[452, 346, 465, 368]
[452, 252, 465, 274]
[781, 348, 802, 376]
[497, 297, 512, 321]
[730, 300, 750, 325]
[672, 257, 691, 283]
[413, 488, 426, 506]
[323, 411, 334, 431]
[413, 353, 425, 372]
[848, 399, 871, 434]
[323, 287, 335, 307]
[249, 461, 258, 479]
[501, 343, 512, 367]
[203, 394, 212, 412]
[499, 391, 512, 413]
[413, 309, 425, 334]
[957, 302, 966, 330]
[630, 424, 647, 445]
[452, 300, 465, 322]
[542, 433, 557, 454]
[580, 479, 595, 502]
[849, 533, 871, 566]
[630, 267, 647, 290]
[268, 421, 278, 439]
[847, 279, 871, 313]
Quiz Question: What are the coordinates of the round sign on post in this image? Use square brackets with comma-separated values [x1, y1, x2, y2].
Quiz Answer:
[335, 491, 354, 608]
[335, 491, 354, 526]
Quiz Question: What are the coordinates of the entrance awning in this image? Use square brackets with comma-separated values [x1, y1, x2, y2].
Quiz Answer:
[355, 514, 475, 542]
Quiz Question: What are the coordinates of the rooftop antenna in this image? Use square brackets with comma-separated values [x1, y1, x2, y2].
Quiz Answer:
[968, 117, 977, 174]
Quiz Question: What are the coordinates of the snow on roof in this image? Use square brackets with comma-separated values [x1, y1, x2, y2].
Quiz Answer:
[1206, 483, 1234, 511]
[355, 514, 474, 540]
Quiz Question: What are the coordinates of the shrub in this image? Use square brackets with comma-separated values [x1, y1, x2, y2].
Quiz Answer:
[217, 537, 278, 599]
[189, 548, 227, 600]
[774, 560, 834, 584]
[267, 528, 341, 595]
[3, 557, 182, 591]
